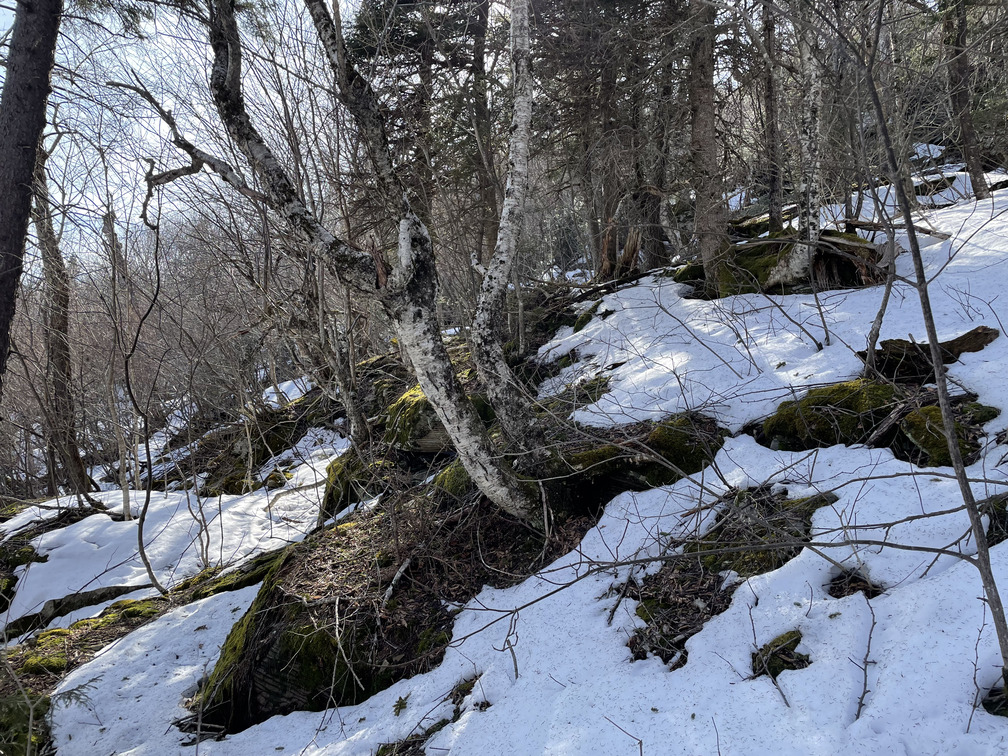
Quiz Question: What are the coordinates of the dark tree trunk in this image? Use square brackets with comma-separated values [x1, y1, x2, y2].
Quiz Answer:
[688, 0, 727, 288]
[33, 150, 92, 495]
[471, 0, 499, 266]
[763, 5, 783, 234]
[0, 0, 63, 399]
[944, 0, 989, 199]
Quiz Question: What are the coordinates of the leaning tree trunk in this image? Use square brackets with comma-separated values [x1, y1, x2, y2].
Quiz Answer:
[32, 149, 92, 496]
[203, 0, 540, 523]
[688, 0, 727, 290]
[0, 0, 63, 400]
[944, 0, 989, 200]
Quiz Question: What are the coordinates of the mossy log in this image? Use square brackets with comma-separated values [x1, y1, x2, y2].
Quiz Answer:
[860, 325, 999, 383]
[681, 230, 885, 298]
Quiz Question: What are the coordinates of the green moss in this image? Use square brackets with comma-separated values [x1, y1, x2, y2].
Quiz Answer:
[716, 241, 792, 297]
[264, 469, 288, 489]
[763, 379, 898, 451]
[672, 261, 706, 284]
[643, 416, 724, 486]
[635, 598, 669, 623]
[568, 444, 623, 472]
[752, 630, 810, 680]
[687, 490, 837, 577]
[21, 628, 70, 674]
[197, 552, 292, 720]
[416, 628, 450, 655]
[185, 550, 286, 602]
[899, 405, 976, 467]
[963, 402, 1001, 426]
[573, 301, 602, 333]
[109, 598, 162, 620]
[383, 385, 450, 452]
[319, 451, 397, 521]
[0, 693, 50, 755]
[433, 459, 473, 498]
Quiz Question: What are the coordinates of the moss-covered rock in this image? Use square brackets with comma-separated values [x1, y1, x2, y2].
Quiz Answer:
[752, 630, 810, 680]
[718, 241, 791, 297]
[554, 414, 725, 515]
[318, 451, 398, 525]
[195, 521, 450, 734]
[383, 385, 452, 453]
[643, 415, 724, 485]
[962, 402, 1001, 426]
[899, 406, 977, 467]
[763, 380, 898, 451]
[432, 459, 473, 498]
[672, 261, 706, 285]
[687, 487, 838, 577]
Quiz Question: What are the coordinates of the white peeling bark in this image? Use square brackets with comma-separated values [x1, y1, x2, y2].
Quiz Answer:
[470, 0, 543, 454]
[204, 0, 539, 521]
[390, 210, 536, 521]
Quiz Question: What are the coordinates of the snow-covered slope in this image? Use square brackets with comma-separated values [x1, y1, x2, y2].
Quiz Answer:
[8, 180, 1008, 754]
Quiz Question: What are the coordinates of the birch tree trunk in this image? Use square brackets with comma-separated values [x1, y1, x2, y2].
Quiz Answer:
[0, 0, 63, 399]
[203, 0, 539, 522]
[470, 0, 545, 455]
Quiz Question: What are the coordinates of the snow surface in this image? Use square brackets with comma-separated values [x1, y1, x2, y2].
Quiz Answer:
[2, 428, 347, 630]
[9, 183, 1008, 754]
[263, 376, 315, 408]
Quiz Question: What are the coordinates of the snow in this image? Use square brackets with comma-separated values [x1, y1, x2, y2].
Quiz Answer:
[9, 181, 1008, 754]
[2, 428, 348, 632]
[263, 376, 314, 408]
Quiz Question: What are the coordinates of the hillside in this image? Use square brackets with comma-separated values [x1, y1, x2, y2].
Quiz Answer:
[5, 172, 1008, 755]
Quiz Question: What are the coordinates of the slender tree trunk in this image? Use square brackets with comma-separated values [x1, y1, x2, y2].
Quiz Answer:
[944, 0, 990, 199]
[795, 4, 823, 257]
[763, 5, 784, 233]
[869, 63, 1008, 690]
[32, 149, 91, 496]
[688, 0, 727, 289]
[0, 0, 63, 400]
[471, 0, 543, 455]
[471, 0, 499, 266]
